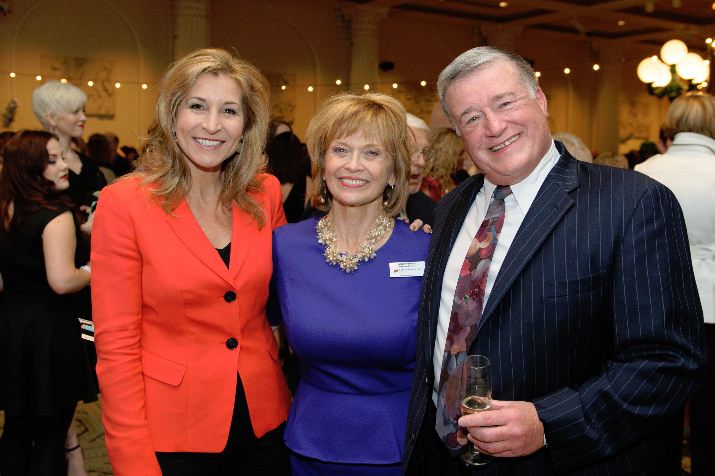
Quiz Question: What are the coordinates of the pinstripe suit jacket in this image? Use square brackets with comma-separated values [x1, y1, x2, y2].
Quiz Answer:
[403, 143, 706, 475]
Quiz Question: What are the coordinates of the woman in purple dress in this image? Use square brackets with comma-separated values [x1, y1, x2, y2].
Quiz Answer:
[270, 92, 430, 474]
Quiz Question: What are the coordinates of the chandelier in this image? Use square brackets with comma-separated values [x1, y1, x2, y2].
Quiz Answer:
[636, 39, 710, 100]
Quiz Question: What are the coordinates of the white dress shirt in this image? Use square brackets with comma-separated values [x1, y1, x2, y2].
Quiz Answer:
[433, 141, 560, 403]
[635, 132, 715, 324]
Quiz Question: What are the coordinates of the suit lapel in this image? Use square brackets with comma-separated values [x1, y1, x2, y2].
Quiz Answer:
[165, 200, 236, 286]
[228, 202, 255, 282]
[477, 149, 580, 333]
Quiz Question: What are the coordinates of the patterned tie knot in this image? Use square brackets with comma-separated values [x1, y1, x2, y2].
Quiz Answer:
[494, 185, 512, 201]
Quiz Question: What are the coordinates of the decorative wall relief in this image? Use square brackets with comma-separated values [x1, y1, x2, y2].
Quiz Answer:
[2, 98, 18, 128]
[41, 56, 116, 117]
[265, 72, 296, 123]
[619, 95, 654, 144]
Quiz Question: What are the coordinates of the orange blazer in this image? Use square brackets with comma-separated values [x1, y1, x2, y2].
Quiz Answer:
[91, 175, 291, 476]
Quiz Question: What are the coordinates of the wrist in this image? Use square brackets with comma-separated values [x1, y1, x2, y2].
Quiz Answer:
[80, 264, 91, 277]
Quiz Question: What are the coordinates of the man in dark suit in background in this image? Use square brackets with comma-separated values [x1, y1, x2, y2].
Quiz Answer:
[403, 46, 706, 475]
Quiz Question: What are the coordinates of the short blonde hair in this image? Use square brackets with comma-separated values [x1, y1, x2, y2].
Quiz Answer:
[134, 48, 270, 226]
[306, 92, 413, 217]
[552, 132, 592, 163]
[594, 152, 628, 169]
[665, 92, 715, 139]
[31, 81, 87, 131]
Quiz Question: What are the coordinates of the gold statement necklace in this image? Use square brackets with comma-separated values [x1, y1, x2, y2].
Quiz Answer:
[316, 212, 393, 273]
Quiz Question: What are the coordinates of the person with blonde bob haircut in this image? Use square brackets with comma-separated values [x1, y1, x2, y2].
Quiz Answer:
[91, 48, 291, 476]
[635, 91, 715, 476]
[307, 92, 412, 217]
[663, 91, 715, 139]
[269, 92, 430, 474]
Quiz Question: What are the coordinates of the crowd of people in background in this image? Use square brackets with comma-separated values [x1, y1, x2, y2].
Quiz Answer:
[0, 45, 711, 476]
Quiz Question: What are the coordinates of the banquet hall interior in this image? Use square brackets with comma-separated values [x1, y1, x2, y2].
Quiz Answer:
[0, 0, 714, 474]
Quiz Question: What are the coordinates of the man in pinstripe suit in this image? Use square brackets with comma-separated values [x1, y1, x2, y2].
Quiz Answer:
[403, 46, 706, 475]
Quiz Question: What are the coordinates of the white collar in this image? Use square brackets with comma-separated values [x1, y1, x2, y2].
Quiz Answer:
[482, 140, 560, 215]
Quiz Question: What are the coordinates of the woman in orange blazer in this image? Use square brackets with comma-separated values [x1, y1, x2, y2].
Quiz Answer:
[91, 49, 291, 476]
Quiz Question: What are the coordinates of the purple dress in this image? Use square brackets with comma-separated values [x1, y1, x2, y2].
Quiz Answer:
[270, 218, 429, 474]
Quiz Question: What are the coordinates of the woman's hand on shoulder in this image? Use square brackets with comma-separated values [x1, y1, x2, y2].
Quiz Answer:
[398, 217, 432, 234]
[79, 205, 94, 235]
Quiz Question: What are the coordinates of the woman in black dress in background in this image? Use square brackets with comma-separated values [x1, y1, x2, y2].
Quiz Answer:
[0, 131, 95, 475]
[266, 132, 312, 223]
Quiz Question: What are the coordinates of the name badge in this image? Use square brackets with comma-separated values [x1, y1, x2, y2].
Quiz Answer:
[389, 261, 425, 277]
[78, 318, 95, 342]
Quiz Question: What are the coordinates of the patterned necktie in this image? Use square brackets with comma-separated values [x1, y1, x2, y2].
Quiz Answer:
[435, 185, 512, 452]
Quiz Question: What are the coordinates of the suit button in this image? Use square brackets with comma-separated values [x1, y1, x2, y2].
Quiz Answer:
[224, 291, 236, 302]
[226, 337, 238, 349]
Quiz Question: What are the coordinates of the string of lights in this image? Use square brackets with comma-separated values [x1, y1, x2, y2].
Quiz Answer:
[1, 70, 150, 90]
[6, 53, 706, 94]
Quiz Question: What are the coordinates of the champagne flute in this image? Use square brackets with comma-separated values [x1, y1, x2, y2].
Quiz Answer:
[459, 354, 492, 466]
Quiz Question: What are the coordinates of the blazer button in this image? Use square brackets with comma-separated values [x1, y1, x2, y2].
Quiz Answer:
[226, 337, 238, 349]
[224, 291, 236, 302]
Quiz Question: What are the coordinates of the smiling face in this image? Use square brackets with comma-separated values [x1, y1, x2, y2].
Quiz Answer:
[43, 138, 70, 191]
[324, 129, 395, 213]
[444, 58, 552, 186]
[50, 106, 86, 140]
[175, 72, 245, 175]
[408, 126, 430, 194]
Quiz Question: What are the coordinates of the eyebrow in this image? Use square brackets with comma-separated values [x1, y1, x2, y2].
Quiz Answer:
[457, 92, 518, 121]
[187, 96, 241, 106]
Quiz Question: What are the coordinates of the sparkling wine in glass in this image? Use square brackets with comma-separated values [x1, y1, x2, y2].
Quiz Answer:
[459, 354, 492, 466]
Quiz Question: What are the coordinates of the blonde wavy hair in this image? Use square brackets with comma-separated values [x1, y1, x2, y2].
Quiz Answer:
[133, 48, 270, 227]
[305, 92, 413, 218]
[425, 127, 465, 197]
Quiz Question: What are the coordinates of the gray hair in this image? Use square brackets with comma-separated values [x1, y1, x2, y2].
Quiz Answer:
[32, 80, 87, 131]
[406, 113, 430, 133]
[437, 46, 539, 126]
